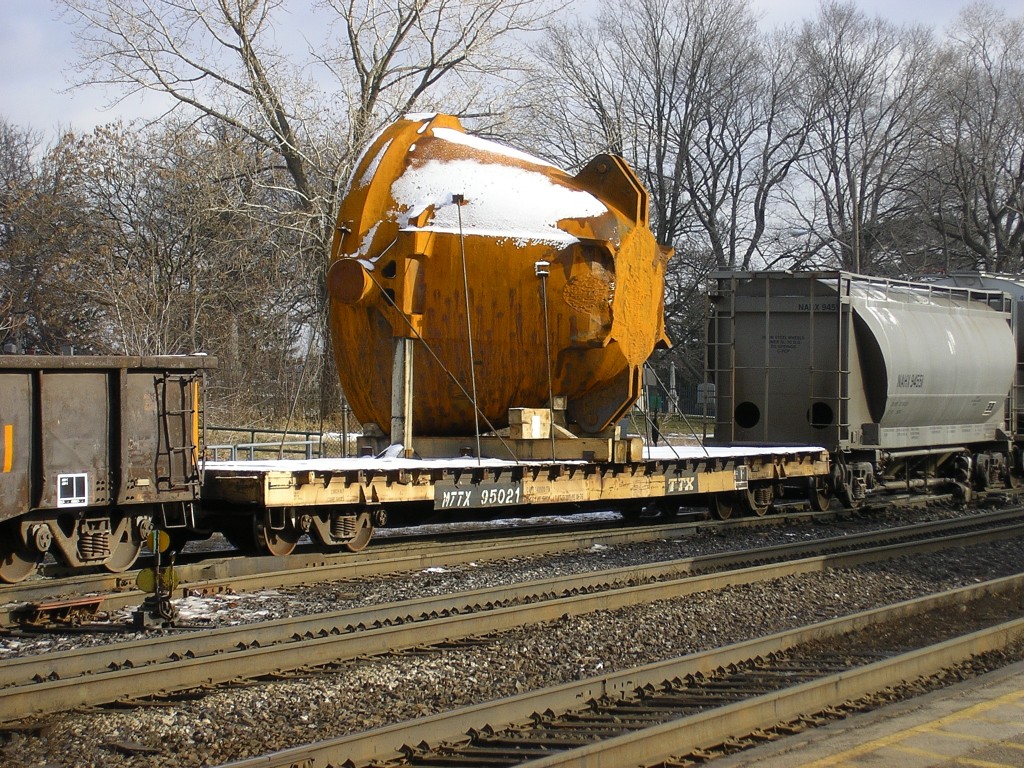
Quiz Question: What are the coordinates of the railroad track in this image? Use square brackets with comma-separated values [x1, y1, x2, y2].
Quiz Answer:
[0, 507, 845, 626]
[0, 515, 701, 624]
[0, 499, 1000, 627]
[2, 511, 1022, 724]
[218, 574, 1024, 768]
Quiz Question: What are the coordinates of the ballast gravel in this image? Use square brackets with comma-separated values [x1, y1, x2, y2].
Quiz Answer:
[0, 503, 979, 658]
[1, 505, 1023, 767]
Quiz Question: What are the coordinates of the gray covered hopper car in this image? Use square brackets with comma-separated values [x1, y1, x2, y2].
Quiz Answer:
[934, 273, 1024, 435]
[707, 271, 1017, 507]
[0, 355, 215, 582]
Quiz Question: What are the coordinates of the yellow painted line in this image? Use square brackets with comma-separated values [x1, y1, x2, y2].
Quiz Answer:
[930, 731, 1010, 745]
[955, 758, 1022, 768]
[795, 688, 1024, 768]
[897, 745, 1015, 768]
[893, 743, 1018, 768]
[2, 424, 11, 472]
[892, 743, 1020, 766]
[975, 716, 1024, 726]
[970, 704, 1024, 720]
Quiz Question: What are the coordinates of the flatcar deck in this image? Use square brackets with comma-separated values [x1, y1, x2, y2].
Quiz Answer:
[201, 444, 829, 514]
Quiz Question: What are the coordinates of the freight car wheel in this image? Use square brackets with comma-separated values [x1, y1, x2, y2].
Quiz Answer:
[709, 493, 736, 520]
[253, 514, 300, 557]
[0, 523, 42, 583]
[808, 477, 832, 512]
[344, 512, 374, 552]
[103, 515, 145, 573]
[836, 485, 863, 510]
[104, 535, 144, 573]
[741, 484, 773, 517]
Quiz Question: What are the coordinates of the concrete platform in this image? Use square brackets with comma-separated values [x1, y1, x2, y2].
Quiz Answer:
[712, 659, 1024, 768]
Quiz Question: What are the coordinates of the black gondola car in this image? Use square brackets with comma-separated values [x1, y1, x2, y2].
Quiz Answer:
[0, 355, 215, 582]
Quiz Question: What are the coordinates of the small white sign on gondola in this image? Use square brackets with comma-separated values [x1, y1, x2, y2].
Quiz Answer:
[57, 473, 89, 507]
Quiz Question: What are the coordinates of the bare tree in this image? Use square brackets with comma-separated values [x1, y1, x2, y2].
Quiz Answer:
[0, 119, 36, 344]
[526, 0, 806, 272]
[320, 0, 546, 143]
[48, 121, 330, 420]
[59, 0, 549, 247]
[517, 20, 631, 164]
[521, 0, 808, 399]
[919, 3, 1024, 272]
[785, 1, 941, 275]
[1, 119, 37, 347]
[0, 117, 107, 353]
[56, 0, 549, 419]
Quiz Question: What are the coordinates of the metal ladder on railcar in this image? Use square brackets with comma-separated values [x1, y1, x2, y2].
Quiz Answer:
[154, 372, 203, 495]
[705, 276, 737, 443]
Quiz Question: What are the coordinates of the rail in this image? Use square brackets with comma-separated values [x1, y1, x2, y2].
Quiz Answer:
[3, 514, 1023, 722]
[216, 575, 1024, 768]
[4, 506, 1015, 626]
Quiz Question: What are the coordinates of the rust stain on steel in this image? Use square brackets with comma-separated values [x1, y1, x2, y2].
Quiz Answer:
[562, 272, 613, 317]
[327, 114, 672, 436]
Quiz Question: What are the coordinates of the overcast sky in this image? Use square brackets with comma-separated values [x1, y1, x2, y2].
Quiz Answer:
[1, 0, 1019, 140]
